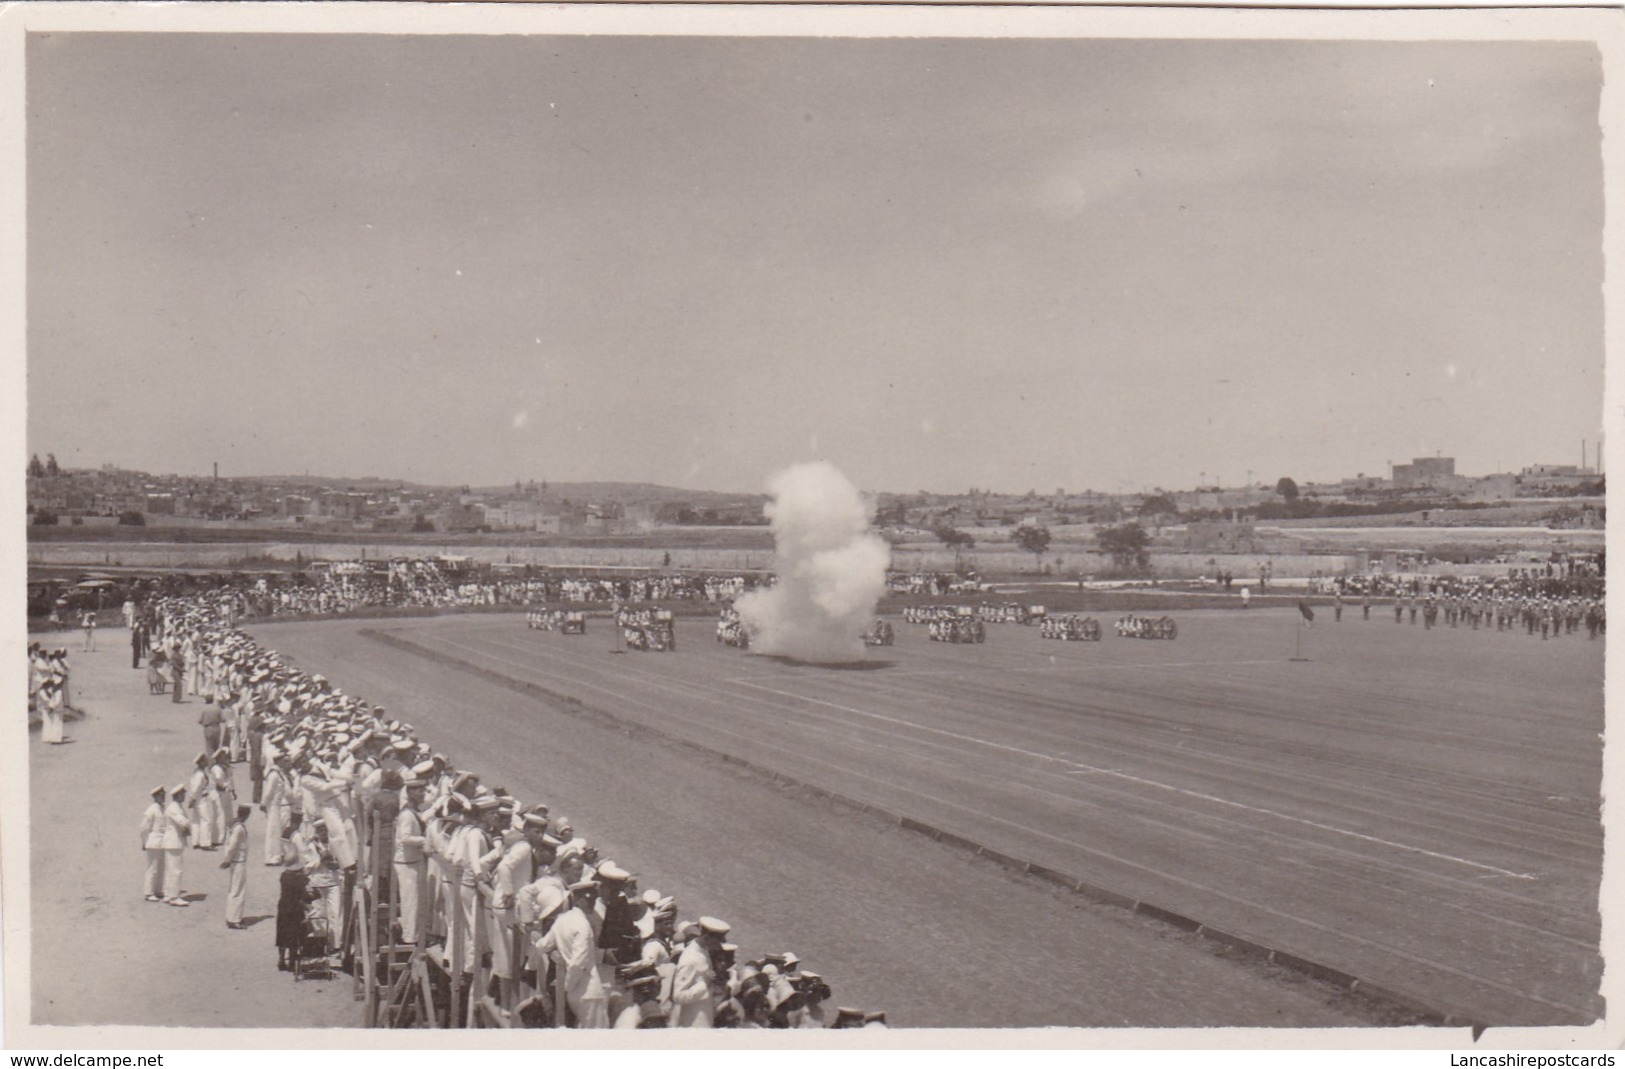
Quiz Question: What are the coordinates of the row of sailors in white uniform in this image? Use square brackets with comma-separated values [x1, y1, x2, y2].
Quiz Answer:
[395, 786, 845, 1029]
[901, 605, 972, 624]
[144, 593, 872, 1027]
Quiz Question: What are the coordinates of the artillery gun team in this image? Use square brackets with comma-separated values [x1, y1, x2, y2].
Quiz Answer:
[525, 607, 586, 634]
[1039, 614, 1102, 642]
[1115, 614, 1179, 640]
[526, 608, 568, 631]
[862, 620, 895, 647]
[927, 614, 985, 644]
[717, 607, 752, 649]
[506, 571, 1203, 655]
[617, 607, 676, 652]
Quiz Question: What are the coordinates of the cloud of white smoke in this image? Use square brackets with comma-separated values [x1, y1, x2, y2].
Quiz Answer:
[735, 462, 891, 664]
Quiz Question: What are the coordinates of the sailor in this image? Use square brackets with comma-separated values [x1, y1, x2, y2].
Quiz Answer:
[594, 861, 640, 964]
[614, 973, 665, 1029]
[542, 880, 609, 1028]
[261, 754, 295, 865]
[188, 752, 221, 850]
[210, 749, 238, 831]
[672, 916, 730, 1028]
[161, 784, 192, 906]
[170, 643, 185, 703]
[37, 675, 69, 745]
[484, 813, 554, 982]
[452, 795, 497, 974]
[219, 804, 252, 928]
[140, 786, 168, 902]
[393, 778, 430, 944]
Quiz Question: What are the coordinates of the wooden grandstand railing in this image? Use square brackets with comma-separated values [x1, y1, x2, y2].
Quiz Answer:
[351, 805, 536, 1028]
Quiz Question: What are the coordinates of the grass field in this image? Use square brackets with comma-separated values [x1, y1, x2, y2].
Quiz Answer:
[351, 604, 1603, 1027]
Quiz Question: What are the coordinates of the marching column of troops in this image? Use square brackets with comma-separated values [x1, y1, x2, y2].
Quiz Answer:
[130, 593, 882, 1030]
[1327, 579, 1604, 639]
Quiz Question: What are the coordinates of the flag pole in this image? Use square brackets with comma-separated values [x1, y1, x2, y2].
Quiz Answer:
[1290, 603, 1311, 662]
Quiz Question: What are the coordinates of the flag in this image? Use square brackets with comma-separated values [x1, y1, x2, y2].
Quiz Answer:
[1298, 600, 1315, 626]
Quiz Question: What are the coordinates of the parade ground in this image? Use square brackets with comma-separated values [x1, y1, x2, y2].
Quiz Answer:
[31, 611, 1441, 1035]
[214, 605, 1602, 1030]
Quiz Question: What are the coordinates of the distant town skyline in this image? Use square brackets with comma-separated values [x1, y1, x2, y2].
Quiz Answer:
[26, 32, 1606, 496]
[23, 446, 1602, 499]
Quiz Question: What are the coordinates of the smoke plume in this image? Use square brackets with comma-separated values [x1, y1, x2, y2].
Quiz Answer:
[735, 462, 891, 664]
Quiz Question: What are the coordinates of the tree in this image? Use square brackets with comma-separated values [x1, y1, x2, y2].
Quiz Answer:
[45, 453, 59, 477]
[1139, 494, 1179, 532]
[1096, 522, 1151, 573]
[935, 525, 976, 572]
[27, 454, 44, 478]
[1275, 476, 1299, 502]
[875, 501, 907, 527]
[1013, 524, 1052, 571]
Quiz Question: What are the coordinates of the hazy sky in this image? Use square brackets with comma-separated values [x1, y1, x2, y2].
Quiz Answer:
[26, 33, 1605, 494]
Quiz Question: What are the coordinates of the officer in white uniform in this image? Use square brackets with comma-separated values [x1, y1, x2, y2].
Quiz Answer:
[140, 786, 168, 902]
[161, 785, 193, 906]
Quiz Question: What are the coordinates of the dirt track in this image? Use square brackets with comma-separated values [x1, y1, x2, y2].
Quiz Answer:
[25, 606, 1600, 1032]
[284, 606, 1602, 1027]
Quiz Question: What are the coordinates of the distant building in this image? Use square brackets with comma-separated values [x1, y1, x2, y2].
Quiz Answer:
[1339, 473, 1385, 495]
[318, 491, 369, 520]
[1391, 456, 1455, 489]
[479, 501, 563, 531]
[1468, 474, 1519, 502]
[1519, 463, 1599, 492]
[433, 504, 486, 533]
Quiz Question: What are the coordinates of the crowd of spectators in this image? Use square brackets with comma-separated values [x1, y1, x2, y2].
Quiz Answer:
[886, 572, 959, 596]
[1309, 558, 1602, 600]
[129, 593, 876, 1029]
[180, 564, 770, 620]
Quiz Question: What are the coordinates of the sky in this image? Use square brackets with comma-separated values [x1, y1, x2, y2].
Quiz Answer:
[25, 32, 1606, 495]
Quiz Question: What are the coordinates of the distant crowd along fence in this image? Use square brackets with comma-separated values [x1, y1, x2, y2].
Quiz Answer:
[35, 540, 1372, 579]
[34, 540, 1580, 580]
[26, 542, 779, 573]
